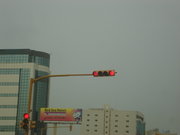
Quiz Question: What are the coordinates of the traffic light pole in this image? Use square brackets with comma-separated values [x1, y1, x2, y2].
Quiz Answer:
[26, 70, 116, 135]
[27, 73, 93, 135]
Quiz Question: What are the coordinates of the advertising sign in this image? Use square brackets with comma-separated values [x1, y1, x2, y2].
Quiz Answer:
[40, 108, 82, 122]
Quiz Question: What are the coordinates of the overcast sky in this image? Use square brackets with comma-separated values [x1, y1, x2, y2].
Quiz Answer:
[0, 0, 180, 134]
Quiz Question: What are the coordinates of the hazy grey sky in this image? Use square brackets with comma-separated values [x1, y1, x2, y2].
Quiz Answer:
[0, 0, 180, 134]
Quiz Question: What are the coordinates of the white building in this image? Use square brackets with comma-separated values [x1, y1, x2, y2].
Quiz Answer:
[81, 106, 145, 135]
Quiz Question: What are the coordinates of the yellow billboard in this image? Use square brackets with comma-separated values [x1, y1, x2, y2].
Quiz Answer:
[40, 108, 82, 122]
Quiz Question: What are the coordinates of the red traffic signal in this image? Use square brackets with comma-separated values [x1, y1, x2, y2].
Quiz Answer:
[23, 113, 29, 119]
[93, 70, 116, 77]
[21, 113, 30, 130]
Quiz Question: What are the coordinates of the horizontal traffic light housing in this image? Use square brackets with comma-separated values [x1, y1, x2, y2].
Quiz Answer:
[93, 70, 116, 77]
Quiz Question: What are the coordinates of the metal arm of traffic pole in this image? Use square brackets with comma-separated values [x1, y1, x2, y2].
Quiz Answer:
[34, 74, 93, 82]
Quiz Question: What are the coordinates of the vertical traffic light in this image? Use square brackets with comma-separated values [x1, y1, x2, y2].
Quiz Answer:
[22, 113, 29, 131]
[93, 70, 116, 77]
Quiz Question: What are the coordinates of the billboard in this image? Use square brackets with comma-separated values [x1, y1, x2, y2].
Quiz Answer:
[40, 108, 82, 122]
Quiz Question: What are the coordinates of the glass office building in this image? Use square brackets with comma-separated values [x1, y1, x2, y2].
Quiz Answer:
[0, 49, 50, 135]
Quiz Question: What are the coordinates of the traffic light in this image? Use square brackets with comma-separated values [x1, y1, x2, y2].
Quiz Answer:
[30, 121, 36, 129]
[93, 70, 116, 77]
[22, 113, 29, 130]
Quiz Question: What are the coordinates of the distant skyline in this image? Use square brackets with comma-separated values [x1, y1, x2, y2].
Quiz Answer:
[0, 0, 179, 134]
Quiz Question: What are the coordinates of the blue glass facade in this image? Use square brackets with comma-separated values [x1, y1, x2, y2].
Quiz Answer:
[136, 116, 145, 135]
[0, 49, 50, 135]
